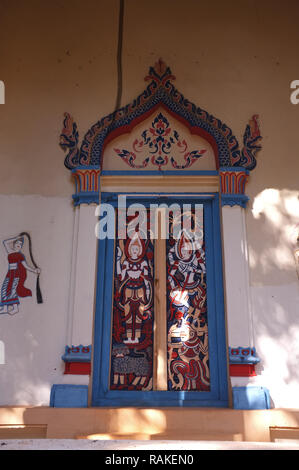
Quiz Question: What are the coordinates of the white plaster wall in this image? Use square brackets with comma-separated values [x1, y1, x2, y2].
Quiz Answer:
[0, 195, 77, 405]
[230, 283, 299, 409]
[67, 204, 98, 347]
[222, 206, 253, 347]
[246, 283, 299, 409]
[228, 188, 299, 409]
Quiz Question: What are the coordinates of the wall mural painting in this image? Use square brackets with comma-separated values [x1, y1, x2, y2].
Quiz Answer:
[110, 211, 154, 391]
[166, 208, 210, 391]
[0, 233, 42, 316]
[114, 112, 207, 170]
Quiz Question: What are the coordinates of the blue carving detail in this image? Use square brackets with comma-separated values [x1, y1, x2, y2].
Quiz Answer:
[219, 166, 250, 173]
[221, 194, 249, 208]
[72, 191, 99, 207]
[229, 347, 260, 365]
[61, 345, 92, 363]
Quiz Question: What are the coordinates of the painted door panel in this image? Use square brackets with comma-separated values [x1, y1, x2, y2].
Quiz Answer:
[92, 193, 228, 407]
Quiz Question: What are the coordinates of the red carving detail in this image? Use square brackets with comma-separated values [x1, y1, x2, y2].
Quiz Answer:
[114, 112, 206, 170]
[229, 364, 256, 377]
[64, 362, 91, 375]
[231, 348, 240, 355]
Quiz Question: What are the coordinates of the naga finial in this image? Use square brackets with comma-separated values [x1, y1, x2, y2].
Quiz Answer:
[145, 58, 176, 85]
[240, 114, 262, 170]
[59, 112, 80, 169]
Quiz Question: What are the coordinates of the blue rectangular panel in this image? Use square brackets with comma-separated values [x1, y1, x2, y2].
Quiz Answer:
[232, 386, 270, 410]
[50, 384, 88, 408]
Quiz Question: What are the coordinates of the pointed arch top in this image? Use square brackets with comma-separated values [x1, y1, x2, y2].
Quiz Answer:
[60, 59, 262, 172]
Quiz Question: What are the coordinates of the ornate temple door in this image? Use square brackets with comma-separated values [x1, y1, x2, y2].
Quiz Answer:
[92, 193, 228, 407]
[60, 60, 259, 409]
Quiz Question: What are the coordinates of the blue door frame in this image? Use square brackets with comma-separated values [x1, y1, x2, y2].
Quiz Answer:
[92, 192, 228, 407]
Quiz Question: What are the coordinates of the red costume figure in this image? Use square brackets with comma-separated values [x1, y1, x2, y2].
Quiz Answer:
[0, 237, 40, 315]
[116, 233, 152, 344]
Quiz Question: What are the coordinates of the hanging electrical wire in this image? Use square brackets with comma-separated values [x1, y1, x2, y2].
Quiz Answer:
[114, 0, 124, 112]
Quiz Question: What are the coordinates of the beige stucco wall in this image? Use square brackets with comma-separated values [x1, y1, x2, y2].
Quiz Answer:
[0, 0, 298, 407]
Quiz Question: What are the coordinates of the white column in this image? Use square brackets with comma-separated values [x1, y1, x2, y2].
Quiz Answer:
[221, 205, 253, 348]
[66, 203, 98, 347]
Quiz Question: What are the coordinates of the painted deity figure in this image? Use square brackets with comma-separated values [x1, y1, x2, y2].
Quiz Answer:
[0, 236, 40, 315]
[168, 317, 209, 390]
[168, 230, 205, 304]
[116, 233, 152, 344]
[167, 229, 209, 391]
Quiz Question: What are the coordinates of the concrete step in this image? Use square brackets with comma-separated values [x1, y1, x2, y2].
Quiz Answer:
[1, 439, 299, 450]
[77, 432, 151, 440]
[76, 431, 243, 441]
[1, 406, 299, 442]
[0, 425, 47, 439]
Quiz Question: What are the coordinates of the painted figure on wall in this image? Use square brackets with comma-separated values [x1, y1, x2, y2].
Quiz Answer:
[116, 234, 152, 344]
[167, 210, 210, 391]
[110, 213, 154, 391]
[0, 235, 41, 315]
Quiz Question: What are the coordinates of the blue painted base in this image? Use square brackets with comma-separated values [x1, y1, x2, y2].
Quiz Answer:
[232, 386, 270, 410]
[50, 384, 88, 408]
